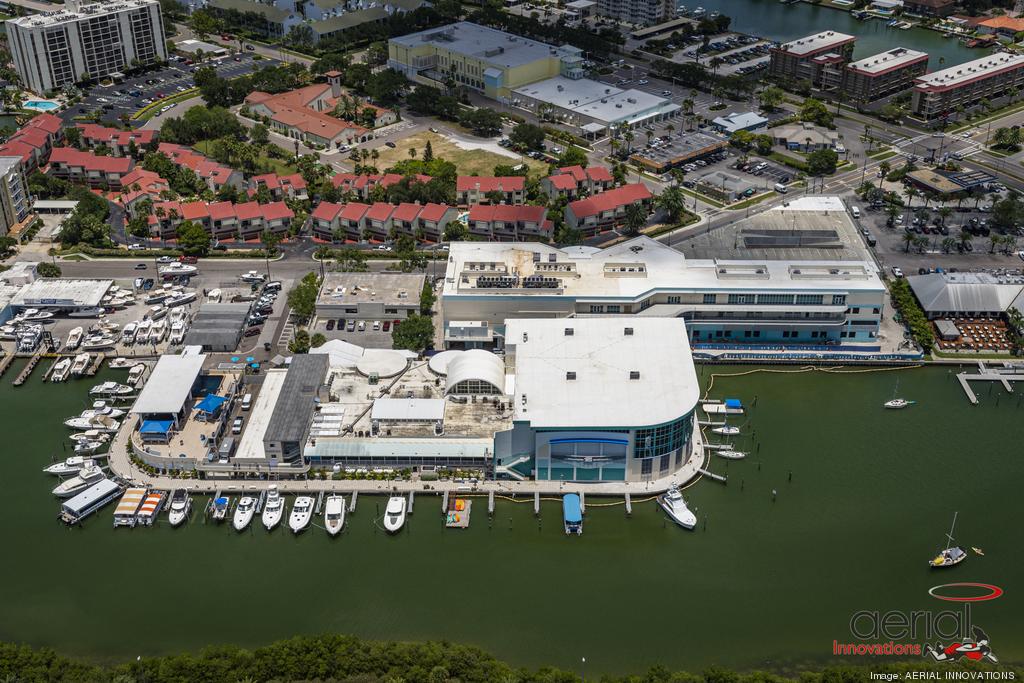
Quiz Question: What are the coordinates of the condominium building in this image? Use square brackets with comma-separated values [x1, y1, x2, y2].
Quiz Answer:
[594, 0, 674, 26]
[456, 176, 526, 205]
[564, 183, 653, 235]
[842, 48, 929, 103]
[8, 0, 168, 95]
[0, 157, 31, 237]
[911, 52, 1024, 120]
[768, 31, 856, 86]
[47, 147, 134, 189]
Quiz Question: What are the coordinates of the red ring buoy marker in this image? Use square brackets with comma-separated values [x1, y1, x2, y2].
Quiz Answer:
[928, 582, 1003, 602]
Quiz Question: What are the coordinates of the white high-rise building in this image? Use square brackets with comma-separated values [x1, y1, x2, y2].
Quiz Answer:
[595, 0, 674, 26]
[7, 0, 168, 95]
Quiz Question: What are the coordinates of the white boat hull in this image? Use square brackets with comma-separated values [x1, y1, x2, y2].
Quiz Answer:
[383, 497, 407, 533]
[711, 426, 740, 435]
[233, 510, 254, 531]
[168, 499, 190, 527]
[324, 496, 346, 536]
[263, 507, 283, 530]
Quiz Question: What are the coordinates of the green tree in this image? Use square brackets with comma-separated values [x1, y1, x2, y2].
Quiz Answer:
[261, 230, 282, 254]
[310, 332, 327, 348]
[176, 220, 210, 256]
[807, 149, 839, 176]
[558, 146, 587, 168]
[287, 272, 320, 321]
[289, 329, 311, 354]
[656, 185, 688, 223]
[799, 98, 833, 128]
[623, 203, 648, 236]
[420, 280, 435, 316]
[391, 314, 434, 352]
[336, 247, 368, 272]
[250, 123, 270, 146]
[758, 85, 784, 111]
[36, 262, 62, 277]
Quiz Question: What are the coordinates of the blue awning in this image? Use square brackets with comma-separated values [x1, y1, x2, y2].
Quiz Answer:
[140, 419, 173, 435]
[194, 394, 228, 414]
[725, 398, 743, 408]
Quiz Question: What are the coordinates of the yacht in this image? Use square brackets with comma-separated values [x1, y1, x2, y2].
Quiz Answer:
[657, 486, 697, 530]
[383, 496, 407, 533]
[159, 263, 198, 277]
[51, 461, 105, 497]
[120, 322, 138, 345]
[81, 335, 116, 351]
[289, 496, 314, 533]
[562, 493, 583, 535]
[70, 429, 110, 444]
[66, 327, 84, 350]
[64, 414, 119, 432]
[90, 382, 134, 398]
[261, 486, 284, 530]
[324, 495, 346, 536]
[128, 364, 146, 386]
[70, 353, 91, 376]
[50, 358, 72, 382]
[711, 425, 740, 436]
[884, 398, 915, 409]
[715, 450, 747, 460]
[232, 496, 256, 531]
[79, 402, 126, 418]
[167, 490, 191, 527]
[144, 291, 172, 305]
[166, 291, 197, 308]
[18, 308, 55, 322]
[107, 357, 136, 369]
[930, 512, 967, 568]
[74, 438, 107, 455]
[135, 319, 152, 343]
[149, 318, 167, 344]
[169, 321, 186, 345]
[43, 455, 88, 476]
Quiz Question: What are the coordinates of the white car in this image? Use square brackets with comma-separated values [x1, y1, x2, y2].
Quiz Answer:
[127, 243, 144, 250]
[1017, 251, 1024, 261]
[357, 320, 366, 331]
[891, 266, 904, 278]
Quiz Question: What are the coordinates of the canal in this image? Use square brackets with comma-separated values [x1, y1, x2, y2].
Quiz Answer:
[695, 0, 986, 68]
[0, 362, 1021, 674]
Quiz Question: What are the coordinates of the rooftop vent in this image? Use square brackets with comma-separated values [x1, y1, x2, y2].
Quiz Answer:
[629, 371, 640, 380]
[566, 371, 576, 380]
[564, 327, 574, 336]
[624, 327, 634, 336]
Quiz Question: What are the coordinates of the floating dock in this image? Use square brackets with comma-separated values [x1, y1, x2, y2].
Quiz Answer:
[12, 353, 41, 386]
[956, 362, 1024, 404]
[699, 468, 728, 484]
[445, 498, 471, 529]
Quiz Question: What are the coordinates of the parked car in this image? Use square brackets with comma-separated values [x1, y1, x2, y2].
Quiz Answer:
[232, 417, 244, 434]
[357, 320, 366, 331]
[244, 327, 261, 337]
[326, 319, 335, 330]
[382, 321, 391, 332]
[384, 141, 396, 148]
[891, 266, 904, 278]
[134, 263, 147, 270]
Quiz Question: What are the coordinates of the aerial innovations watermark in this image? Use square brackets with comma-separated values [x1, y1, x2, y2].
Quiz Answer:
[832, 583, 1007, 669]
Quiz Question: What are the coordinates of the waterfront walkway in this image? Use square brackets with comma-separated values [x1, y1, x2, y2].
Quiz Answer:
[106, 417, 710, 498]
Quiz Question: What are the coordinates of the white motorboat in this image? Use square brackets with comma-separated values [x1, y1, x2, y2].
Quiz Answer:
[148, 305, 168, 321]
[43, 455, 88, 476]
[70, 353, 91, 376]
[50, 358, 72, 382]
[169, 321, 186, 345]
[66, 327, 84, 350]
[84, 401, 126, 418]
[90, 381, 134, 398]
[711, 425, 740, 436]
[159, 263, 197, 277]
[211, 496, 230, 522]
[64, 414, 119, 432]
[657, 486, 697, 530]
[166, 291, 197, 308]
[120, 323, 138, 345]
[107, 357, 136, 369]
[18, 308, 55, 322]
[74, 439, 108, 455]
[81, 336, 116, 351]
[149, 318, 167, 343]
[67, 307, 105, 318]
[884, 398, 915, 409]
[715, 450, 747, 460]
[128, 364, 146, 386]
[383, 496, 407, 533]
[288, 496, 314, 533]
[167, 490, 191, 527]
[135, 319, 152, 343]
[233, 496, 256, 531]
[51, 461, 105, 498]
[261, 486, 284, 530]
[69, 429, 110, 443]
[324, 495, 346, 536]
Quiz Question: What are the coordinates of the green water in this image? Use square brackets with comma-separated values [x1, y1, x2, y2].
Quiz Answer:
[1, 362, 1022, 674]
[696, 0, 984, 68]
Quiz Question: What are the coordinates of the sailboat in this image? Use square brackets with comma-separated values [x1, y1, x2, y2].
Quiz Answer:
[929, 512, 967, 568]
[884, 377, 915, 409]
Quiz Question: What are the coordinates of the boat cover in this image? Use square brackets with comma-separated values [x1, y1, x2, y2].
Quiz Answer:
[562, 494, 582, 523]
[140, 419, 173, 435]
[194, 394, 227, 414]
[725, 398, 742, 408]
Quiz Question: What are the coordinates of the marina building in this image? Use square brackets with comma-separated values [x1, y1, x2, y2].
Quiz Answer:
[7, 0, 168, 95]
[440, 197, 886, 349]
[768, 31, 856, 87]
[10, 277, 113, 315]
[315, 272, 426, 321]
[182, 303, 249, 352]
[907, 271, 1024, 319]
[264, 354, 330, 464]
[130, 353, 207, 439]
[493, 318, 699, 482]
[910, 52, 1024, 120]
[842, 48, 929, 103]
[594, 0, 674, 26]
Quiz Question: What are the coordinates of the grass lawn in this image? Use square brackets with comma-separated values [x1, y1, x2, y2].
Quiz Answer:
[372, 131, 549, 178]
[867, 149, 898, 161]
[193, 140, 298, 176]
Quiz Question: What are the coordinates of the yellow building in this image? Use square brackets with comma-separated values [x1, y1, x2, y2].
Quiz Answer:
[388, 22, 585, 102]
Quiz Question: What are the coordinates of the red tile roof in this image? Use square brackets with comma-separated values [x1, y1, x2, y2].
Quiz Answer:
[24, 113, 62, 135]
[546, 174, 577, 191]
[261, 201, 294, 221]
[180, 201, 210, 221]
[10, 127, 50, 149]
[312, 201, 344, 222]
[365, 202, 395, 222]
[567, 183, 651, 219]
[558, 165, 588, 183]
[235, 202, 263, 221]
[586, 166, 613, 182]
[418, 203, 452, 223]
[468, 204, 545, 223]
[77, 123, 156, 148]
[0, 141, 36, 163]
[49, 147, 133, 174]
[209, 201, 236, 221]
[457, 176, 526, 193]
[157, 143, 236, 185]
[391, 202, 422, 222]
[340, 202, 370, 221]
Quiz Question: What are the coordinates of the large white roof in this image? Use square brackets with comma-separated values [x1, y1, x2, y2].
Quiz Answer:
[444, 349, 505, 394]
[371, 398, 445, 422]
[12, 278, 112, 308]
[130, 354, 206, 415]
[506, 318, 699, 429]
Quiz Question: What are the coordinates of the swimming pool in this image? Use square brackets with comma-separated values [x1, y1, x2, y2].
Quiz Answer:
[23, 100, 59, 111]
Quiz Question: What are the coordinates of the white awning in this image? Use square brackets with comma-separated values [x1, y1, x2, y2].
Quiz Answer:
[131, 354, 206, 415]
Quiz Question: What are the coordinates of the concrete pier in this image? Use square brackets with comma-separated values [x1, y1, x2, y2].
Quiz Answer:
[699, 469, 728, 484]
[534, 491, 540, 516]
[579, 491, 586, 514]
[956, 364, 1024, 404]
[441, 490, 449, 514]
[349, 491, 358, 513]
[407, 490, 414, 514]
[488, 490, 495, 515]
[625, 493, 632, 516]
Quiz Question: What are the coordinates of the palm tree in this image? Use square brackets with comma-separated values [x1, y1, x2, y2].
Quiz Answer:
[623, 130, 634, 154]
[666, 123, 676, 138]
[959, 228, 973, 251]
[990, 233, 1001, 253]
[622, 202, 648, 236]
[408, 147, 417, 160]
[645, 130, 653, 147]
[902, 230, 916, 253]
[938, 206, 952, 226]
[941, 236, 956, 254]
[656, 185, 687, 222]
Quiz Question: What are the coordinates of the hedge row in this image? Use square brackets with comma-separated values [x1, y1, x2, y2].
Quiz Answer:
[890, 277, 935, 351]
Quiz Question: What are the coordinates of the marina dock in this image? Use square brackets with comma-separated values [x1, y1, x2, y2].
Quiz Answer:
[699, 469, 728, 484]
[956, 362, 1024, 404]
[12, 352, 42, 386]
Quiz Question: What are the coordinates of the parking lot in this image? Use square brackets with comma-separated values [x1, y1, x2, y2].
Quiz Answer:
[312, 314, 399, 350]
[669, 33, 772, 77]
[62, 53, 281, 128]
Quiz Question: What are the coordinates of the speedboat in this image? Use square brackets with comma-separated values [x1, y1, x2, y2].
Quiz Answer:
[135, 319, 152, 342]
[211, 496, 230, 522]
[884, 398, 915, 409]
[51, 461, 105, 497]
[169, 321, 186, 345]
[150, 318, 167, 343]
[90, 382, 134, 398]
[168, 490, 191, 527]
[66, 327, 84, 350]
[120, 323, 138, 345]
[159, 263, 197, 277]
[69, 429, 110, 443]
[81, 335, 116, 351]
[383, 496, 406, 533]
[107, 357, 136, 369]
[74, 439, 108, 455]
[262, 486, 284, 530]
[64, 414, 119, 432]
[715, 450, 746, 460]
[128, 364, 146, 386]
[233, 496, 256, 531]
[657, 486, 697, 529]
[711, 425, 740, 436]
[562, 493, 583, 535]
[324, 495, 346, 536]
[289, 496, 313, 533]
[50, 358, 72, 382]
[70, 353, 91, 376]
[18, 308, 55, 322]
[43, 455, 88, 476]
[83, 401, 125, 418]
[166, 291, 197, 308]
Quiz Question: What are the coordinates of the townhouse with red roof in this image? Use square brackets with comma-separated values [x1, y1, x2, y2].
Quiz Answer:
[417, 203, 460, 241]
[363, 202, 396, 241]
[337, 202, 372, 241]
[76, 124, 157, 158]
[330, 172, 432, 200]
[564, 183, 653, 235]
[157, 143, 244, 192]
[0, 113, 64, 172]
[467, 204, 552, 241]
[541, 165, 614, 200]
[148, 200, 294, 240]
[47, 148, 134, 189]
[121, 168, 171, 216]
[248, 173, 308, 201]
[456, 176, 526, 205]
[312, 200, 460, 242]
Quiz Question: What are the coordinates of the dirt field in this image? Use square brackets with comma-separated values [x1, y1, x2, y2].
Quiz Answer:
[374, 131, 549, 178]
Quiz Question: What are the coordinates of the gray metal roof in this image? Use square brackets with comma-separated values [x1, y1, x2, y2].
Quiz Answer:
[264, 355, 329, 445]
[907, 272, 1024, 315]
[183, 303, 248, 350]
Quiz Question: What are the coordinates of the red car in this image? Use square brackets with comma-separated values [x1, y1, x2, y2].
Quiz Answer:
[244, 327, 262, 337]
[382, 321, 391, 332]
[179, 256, 198, 264]
[392, 319, 401, 330]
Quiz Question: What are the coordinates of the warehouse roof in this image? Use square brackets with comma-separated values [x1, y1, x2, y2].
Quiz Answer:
[264, 354, 329, 445]
[131, 354, 207, 415]
[11, 278, 112, 308]
[183, 303, 249, 350]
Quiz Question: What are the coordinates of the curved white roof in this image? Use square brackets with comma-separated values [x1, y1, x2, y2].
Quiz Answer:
[444, 349, 505, 395]
[356, 349, 408, 378]
[428, 349, 462, 376]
